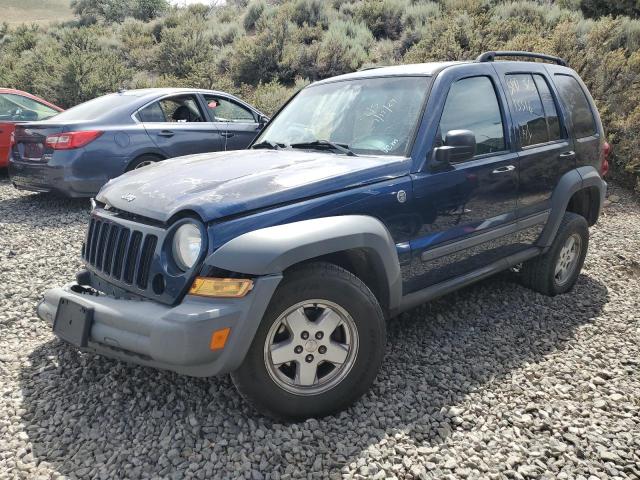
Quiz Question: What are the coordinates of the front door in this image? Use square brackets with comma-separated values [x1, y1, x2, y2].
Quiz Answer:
[405, 74, 519, 293]
[202, 94, 263, 150]
[138, 94, 223, 157]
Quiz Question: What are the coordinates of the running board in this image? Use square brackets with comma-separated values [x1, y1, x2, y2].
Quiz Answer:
[394, 247, 541, 315]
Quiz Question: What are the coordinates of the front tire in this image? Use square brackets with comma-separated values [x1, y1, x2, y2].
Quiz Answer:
[231, 262, 386, 421]
[521, 212, 589, 296]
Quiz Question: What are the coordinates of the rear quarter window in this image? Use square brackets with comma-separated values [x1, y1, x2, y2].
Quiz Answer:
[553, 74, 597, 138]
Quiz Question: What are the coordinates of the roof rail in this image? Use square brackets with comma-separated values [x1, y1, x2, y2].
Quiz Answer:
[476, 51, 567, 67]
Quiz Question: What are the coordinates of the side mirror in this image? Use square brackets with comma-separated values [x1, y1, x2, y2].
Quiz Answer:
[430, 129, 476, 171]
[258, 115, 269, 127]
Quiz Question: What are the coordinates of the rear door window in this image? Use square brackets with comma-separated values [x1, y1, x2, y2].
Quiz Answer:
[553, 74, 597, 138]
[439, 76, 506, 156]
[505, 73, 562, 147]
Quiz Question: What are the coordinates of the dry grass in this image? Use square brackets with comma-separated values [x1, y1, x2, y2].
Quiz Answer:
[2, 0, 74, 25]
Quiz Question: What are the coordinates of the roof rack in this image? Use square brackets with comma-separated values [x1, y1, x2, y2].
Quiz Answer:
[476, 51, 567, 67]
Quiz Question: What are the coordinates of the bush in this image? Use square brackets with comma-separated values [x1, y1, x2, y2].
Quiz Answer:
[354, 0, 407, 40]
[316, 20, 373, 77]
[155, 19, 214, 78]
[243, 0, 267, 31]
[71, 0, 168, 23]
[291, 0, 329, 28]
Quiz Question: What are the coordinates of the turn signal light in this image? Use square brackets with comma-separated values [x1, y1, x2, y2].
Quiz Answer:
[210, 327, 231, 351]
[189, 277, 254, 298]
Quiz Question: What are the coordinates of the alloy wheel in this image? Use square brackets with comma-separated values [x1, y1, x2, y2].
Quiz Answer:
[264, 300, 359, 395]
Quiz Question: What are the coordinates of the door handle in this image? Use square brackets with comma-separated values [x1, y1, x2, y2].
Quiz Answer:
[158, 130, 174, 137]
[221, 132, 234, 138]
[559, 151, 575, 158]
[492, 165, 516, 174]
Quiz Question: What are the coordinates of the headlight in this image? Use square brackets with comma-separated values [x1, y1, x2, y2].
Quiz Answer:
[172, 223, 202, 271]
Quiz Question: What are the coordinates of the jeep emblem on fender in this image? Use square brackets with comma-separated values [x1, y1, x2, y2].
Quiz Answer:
[396, 190, 407, 203]
[121, 193, 136, 202]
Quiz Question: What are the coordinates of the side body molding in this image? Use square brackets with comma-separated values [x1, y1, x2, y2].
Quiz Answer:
[538, 165, 607, 248]
[205, 215, 403, 310]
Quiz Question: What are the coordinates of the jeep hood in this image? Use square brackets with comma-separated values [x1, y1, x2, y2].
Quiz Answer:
[97, 149, 410, 223]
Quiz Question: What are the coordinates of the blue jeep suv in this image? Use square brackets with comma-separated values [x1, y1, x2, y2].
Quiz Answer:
[38, 52, 609, 420]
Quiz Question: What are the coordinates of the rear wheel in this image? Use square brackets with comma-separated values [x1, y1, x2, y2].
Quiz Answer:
[127, 154, 160, 171]
[231, 262, 386, 421]
[521, 212, 589, 296]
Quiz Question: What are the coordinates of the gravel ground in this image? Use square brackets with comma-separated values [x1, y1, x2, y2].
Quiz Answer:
[0, 171, 638, 480]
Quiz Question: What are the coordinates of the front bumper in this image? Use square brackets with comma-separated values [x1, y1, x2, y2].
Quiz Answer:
[37, 276, 282, 377]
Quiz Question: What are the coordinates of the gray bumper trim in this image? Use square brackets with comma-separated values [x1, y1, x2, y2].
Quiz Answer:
[37, 275, 282, 377]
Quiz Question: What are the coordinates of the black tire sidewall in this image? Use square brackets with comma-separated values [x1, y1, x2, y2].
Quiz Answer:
[232, 263, 386, 420]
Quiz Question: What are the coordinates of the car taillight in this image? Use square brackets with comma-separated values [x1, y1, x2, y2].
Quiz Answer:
[601, 141, 611, 177]
[45, 130, 103, 150]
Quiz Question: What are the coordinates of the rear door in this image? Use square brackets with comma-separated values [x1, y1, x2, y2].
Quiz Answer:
[137, 94, 223, 157]
[492, 63, 574, 220]
[201, 94, 263, 150]
[548, 68, 602, 170]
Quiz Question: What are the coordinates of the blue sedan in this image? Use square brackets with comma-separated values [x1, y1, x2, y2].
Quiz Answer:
[8, 88, 268, 197]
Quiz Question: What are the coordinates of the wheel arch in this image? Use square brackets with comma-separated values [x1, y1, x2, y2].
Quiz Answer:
[538, 166, 606, 248]
[204, 215, 403, 312]
[125, 152, 166, 172]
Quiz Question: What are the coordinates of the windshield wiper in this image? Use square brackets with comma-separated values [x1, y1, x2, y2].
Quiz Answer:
[290, 139, 357, 156]
[251, 140, 285, 150]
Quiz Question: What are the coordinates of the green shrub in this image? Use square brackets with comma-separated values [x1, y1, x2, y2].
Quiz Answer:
[291, 0, 329, 27]
[316, 19, 373, 77]
[155, 19, 214, 77]
[243, 0, 267, 31]
[354, 0, 408, 39]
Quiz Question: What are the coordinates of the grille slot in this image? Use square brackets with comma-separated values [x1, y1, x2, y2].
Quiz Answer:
[83, 217, 157, 290]
[137, 235, 157, 289]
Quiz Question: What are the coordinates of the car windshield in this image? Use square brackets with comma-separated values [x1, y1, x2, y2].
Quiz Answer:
[255, 76, 430, 156]
[52, 94, 133, 121]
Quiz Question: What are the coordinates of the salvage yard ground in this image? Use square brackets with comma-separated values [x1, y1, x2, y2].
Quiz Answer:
[0, 171, 638, 479]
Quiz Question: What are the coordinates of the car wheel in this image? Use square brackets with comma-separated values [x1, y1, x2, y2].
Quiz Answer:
[521, 212, 589, 296]
[127, 155, 160, 171]
[231, 262, 386, 421]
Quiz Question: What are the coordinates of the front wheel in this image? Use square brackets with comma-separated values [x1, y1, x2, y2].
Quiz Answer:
[231, 262, 386, 421]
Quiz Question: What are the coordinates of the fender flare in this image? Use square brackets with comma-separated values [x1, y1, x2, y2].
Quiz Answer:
[538, 165, 607, 247]
[205, 215, 403, 310]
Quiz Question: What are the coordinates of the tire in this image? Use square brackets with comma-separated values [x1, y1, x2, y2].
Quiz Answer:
[520, 212, 589, 296]
[126, 154, 160, 171]
[231, 262, 386, 421]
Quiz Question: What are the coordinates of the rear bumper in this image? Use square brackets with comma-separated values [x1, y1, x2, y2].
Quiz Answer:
[37, 275, 282, 377]
[9, 158, 109, 197]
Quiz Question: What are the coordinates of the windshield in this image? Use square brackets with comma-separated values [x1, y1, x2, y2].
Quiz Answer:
[255, 76, 430, 156]
[52, 94, 133, 121]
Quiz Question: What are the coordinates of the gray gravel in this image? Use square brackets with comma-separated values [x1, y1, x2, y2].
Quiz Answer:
[0, 171, 639, 480]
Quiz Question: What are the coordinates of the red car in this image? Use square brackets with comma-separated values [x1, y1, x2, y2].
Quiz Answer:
[0, 89, 63, 167]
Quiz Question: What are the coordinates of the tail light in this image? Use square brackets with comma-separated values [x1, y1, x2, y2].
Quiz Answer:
[601, 141, 611, 177]
[45, 130, 103, 150]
